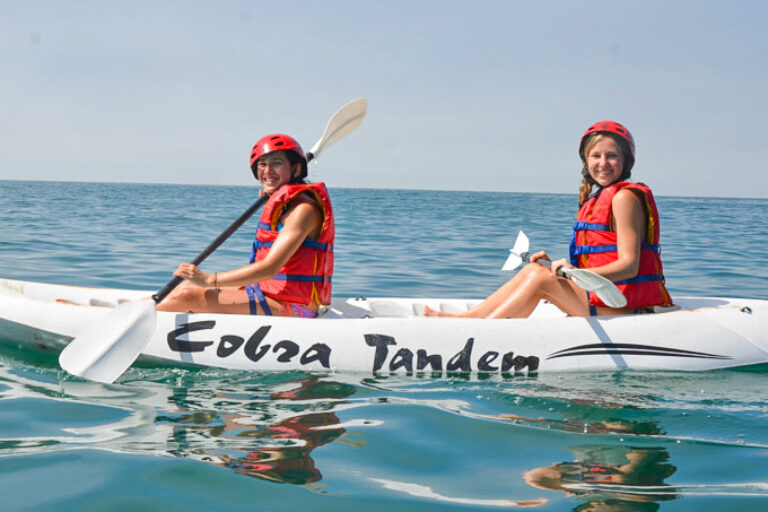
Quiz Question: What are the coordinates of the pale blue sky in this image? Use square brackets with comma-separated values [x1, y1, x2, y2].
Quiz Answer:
[2, 1, 767, 198]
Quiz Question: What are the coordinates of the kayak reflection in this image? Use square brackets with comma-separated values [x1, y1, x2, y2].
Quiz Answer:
[524, 445, 677, 511]
[499, 411, 663, 437]
[159, 376, 356, 485]
[497, 390, 665, 437]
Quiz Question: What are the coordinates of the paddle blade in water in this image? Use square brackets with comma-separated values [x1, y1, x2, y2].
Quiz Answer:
[58, 300, 157, 383]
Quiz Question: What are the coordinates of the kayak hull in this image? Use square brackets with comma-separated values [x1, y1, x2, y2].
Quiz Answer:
[1, 278, 766, 375]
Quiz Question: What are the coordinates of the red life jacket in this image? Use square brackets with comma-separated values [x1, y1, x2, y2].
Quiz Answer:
[250, 182, 334, 306]
[569, 182, 672, 309]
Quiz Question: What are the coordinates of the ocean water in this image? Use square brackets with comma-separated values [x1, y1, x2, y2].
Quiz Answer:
[1, 180, 767, 511]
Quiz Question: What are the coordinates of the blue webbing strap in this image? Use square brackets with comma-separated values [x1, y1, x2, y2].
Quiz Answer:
[613, 274, 665, 285]
[585, 291, 598, 316]
[573, 221, 610, 232]
[271, 274, 331, 283]
[250, 239, 333, 264]
[571, 242, 660, 256]
[246, 283, 272, 316]
[253, 239, 331, 251]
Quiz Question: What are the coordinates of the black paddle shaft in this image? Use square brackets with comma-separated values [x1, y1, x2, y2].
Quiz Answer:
[151, 194, 268, 304]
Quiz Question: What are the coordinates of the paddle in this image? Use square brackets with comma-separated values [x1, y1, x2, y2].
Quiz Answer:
[59, 97, 368, 383]
[502, 231, 628, 308]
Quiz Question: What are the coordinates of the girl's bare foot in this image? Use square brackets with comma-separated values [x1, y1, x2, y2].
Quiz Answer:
[424, 305, 459, 317]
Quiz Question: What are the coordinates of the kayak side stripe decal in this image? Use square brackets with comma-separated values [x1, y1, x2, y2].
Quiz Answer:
[547, 343, 732, 360]
[548, 349, 731, 360]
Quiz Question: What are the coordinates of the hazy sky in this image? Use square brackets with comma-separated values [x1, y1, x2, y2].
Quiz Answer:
[2, 1, 767, 198]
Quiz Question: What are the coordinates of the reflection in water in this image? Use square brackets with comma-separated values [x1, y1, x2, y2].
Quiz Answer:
[496, 391, 676, 510]
[3, 357, 768, 509]
[0, 362, 363, 486]
[212, 412, 345, 484]
[370, 478, 548, 508]
[499, 412, 663, 437]
[158, 377, 356, 484]
[489, 382, 665, 446]
[524, 446, 677, 511]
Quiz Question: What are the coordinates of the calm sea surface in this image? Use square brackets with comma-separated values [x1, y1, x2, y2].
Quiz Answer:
[1, 180, 767, 511]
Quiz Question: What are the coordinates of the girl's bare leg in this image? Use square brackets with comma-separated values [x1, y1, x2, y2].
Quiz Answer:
[424, 264, 537, 318]
[156, 283, 316, 316]
[425, 263, 591, 319]
[487, 267, 589, 318]
[156, 284, 248, 314]
[425, 264, 543, 318]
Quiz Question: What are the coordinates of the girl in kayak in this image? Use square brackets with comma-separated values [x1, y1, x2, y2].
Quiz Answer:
[426, 121, 672, 318]
[158, 134, 334, 317]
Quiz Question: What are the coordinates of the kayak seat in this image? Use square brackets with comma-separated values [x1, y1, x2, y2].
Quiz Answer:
[410, 302, 472, 317]
[370, 301, 415, 318]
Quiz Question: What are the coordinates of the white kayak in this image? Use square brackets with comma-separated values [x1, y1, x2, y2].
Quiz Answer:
[0, 277, 766, 375]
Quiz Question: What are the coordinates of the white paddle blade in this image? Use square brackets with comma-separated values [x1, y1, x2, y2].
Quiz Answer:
[595, 283, 627, 308]
[501, 231, 530, 271]
[593, 286, 628, 308]
[59, 300, 157, 383]
[560, 268, 605, 291]
[309, 98, 367, 159]
[511, 231, 530, 256]
[562, 268, 628, 308]
[501, 251, 522, 271]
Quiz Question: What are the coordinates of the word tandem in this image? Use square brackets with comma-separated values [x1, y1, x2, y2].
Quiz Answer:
[364, 334, 539, 373]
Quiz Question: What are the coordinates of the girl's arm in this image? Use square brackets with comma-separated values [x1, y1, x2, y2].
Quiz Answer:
[594, 188, 645, 281]
[549, 190, 645, 280]
[174, 200, 322, 288]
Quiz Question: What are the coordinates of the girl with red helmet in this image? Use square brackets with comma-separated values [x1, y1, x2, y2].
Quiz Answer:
[158, 134, 334, 318]
[426, 121, 671, 318]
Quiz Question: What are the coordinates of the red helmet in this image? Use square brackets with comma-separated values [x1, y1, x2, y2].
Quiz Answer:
[579, 121, 635, 172]
[249, 134, 308, 179]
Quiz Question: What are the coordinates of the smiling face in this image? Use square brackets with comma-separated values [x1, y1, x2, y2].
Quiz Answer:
[585, 136, 625, 187]
[255, 150, 301, 194]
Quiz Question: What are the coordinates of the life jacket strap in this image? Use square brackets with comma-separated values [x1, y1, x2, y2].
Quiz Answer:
[250, 239, 333, 263]
[272, 274, 332, 283]
[614, 274, 665, 285]
[245, 283, 272, 316]
[573, 221, 610, 232]
[571, 242, 660, 256]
